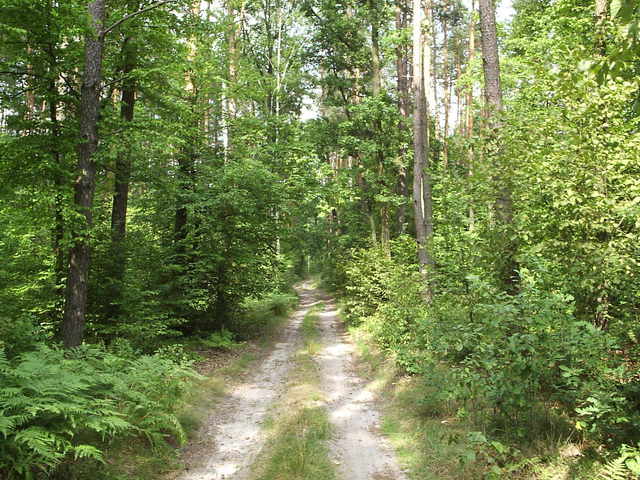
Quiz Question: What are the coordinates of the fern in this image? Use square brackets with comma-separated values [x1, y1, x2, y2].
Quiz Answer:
[0, 344, 197, 478]
[597, 445, 640, 480]
[598, 456, 629, 480]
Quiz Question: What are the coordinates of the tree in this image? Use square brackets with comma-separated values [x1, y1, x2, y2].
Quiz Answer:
[412, 0, 434, 279]
[478, 0, 516, 289]
[395, 0, 410, 234]
[62, 0, 107, 348]
[106, 3, 139, 320]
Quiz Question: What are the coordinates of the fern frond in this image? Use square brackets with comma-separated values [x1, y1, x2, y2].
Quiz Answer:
[598, 455, 635, 480]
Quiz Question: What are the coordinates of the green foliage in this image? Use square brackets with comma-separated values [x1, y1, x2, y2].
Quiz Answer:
[597, 444, 640, 480]
[332, 235, 639, 475]
[337, 237, 428, 373]
[231, 292, 298, 340]
[0, 345, 196, 479]
[200, 329, 242, 350]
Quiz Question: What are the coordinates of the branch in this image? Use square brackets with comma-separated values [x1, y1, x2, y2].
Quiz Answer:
[103, 0, 178, 36]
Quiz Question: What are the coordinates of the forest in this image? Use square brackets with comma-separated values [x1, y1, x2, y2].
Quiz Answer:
[1, 0, 639, 478]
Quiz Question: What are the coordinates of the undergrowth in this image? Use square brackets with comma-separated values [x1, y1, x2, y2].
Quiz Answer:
[0, 290, 298, 480]
[348, 318, 629, 480]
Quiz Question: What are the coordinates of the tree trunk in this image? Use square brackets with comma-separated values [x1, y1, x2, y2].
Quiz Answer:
[225, 0, 239, 159]
[595, 0, 608, 54]
[429, 10, 438, 141]
[63, 0, 106, 348]
[412, 0, 434, 278]
[467, 0, 476, 230]
[442, 11, 450, 167]
[175, 3, 201, 263]
[45, 54, 66, 304]
[369, 0, 389, 248]
[396, 0, 409, 234]
[107, 34, 137, 319]
[478, 0, 516, 288]
[478, 0, 502, 112]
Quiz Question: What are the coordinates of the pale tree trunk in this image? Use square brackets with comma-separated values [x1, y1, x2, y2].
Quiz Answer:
[25, 46, 36, 126]
[422, 4, 435, 236]
[455, 49, 463, 135]
[595, 0, 608, 54]
[478, 0, 502, 111]
[395, 0, 409, 234]
[429, 11, 438, 145]
[412, 0, 434, 280]
[63, 0, 106, 348]
[442, 11, 450, 167]
[467, 0, 476, 230]
[224, 0, 239, 159]
[478, 0, 516, 289]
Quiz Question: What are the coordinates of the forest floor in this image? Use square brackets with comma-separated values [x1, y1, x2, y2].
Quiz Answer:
[169, 281, 406, 480]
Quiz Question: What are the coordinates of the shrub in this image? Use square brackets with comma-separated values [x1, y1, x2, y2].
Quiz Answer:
[335, 240, 639, 448]
[232, 292, 298, 339]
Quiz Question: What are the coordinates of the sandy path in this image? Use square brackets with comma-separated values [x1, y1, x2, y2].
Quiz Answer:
[176, 284, 320, 480]
[316, 298, 408, 480]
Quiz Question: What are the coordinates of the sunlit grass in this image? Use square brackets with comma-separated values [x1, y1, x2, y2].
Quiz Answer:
[251, 303, 336, 480]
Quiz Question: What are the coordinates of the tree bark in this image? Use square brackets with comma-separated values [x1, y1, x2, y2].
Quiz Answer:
[369, 0, 389, 248]
[478, 0, 502, 112]
[174, 1, 201, 262]
[50, 84, 65, 301]
[225, 0, 239, 159]
[412, 0, 434, 278]
[63, 0, 106, 348]
[466, 0, 476, 230]
[107, 34, 137, 319]
[442, 10, 450, 167]
[478, 0, 516, 289]
[396, 0, 409, 234]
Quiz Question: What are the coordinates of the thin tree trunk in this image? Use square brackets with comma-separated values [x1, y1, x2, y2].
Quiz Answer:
[412, 0, 434, 278]
[369, 0, 389, 248]
[595, 0, 608, 54]
[396, 0, 409, 234]
[467, 0, 476, 230]
[174, 1, 200, 262]
[455, 50, 463, 135]
[429, 11, 438, 143]
[442, 12, 450, 167]
[49, 81, 65, 301]
[224, 0, 239, 159]
[107, 34, 137, 319]
[63, 0, 106, 348]
[594, 0, 610, 328]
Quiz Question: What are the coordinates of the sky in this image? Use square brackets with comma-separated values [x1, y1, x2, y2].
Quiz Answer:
[496, 0, 515, 23]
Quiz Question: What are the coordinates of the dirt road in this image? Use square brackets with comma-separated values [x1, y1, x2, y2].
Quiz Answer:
[175, 283, 406, 480]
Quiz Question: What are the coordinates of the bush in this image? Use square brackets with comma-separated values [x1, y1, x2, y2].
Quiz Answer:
[335, 241, 639, 448]
[200, 329, 242, 350]
[338, 238, 428, 373]
[231, 292, 298, 339]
